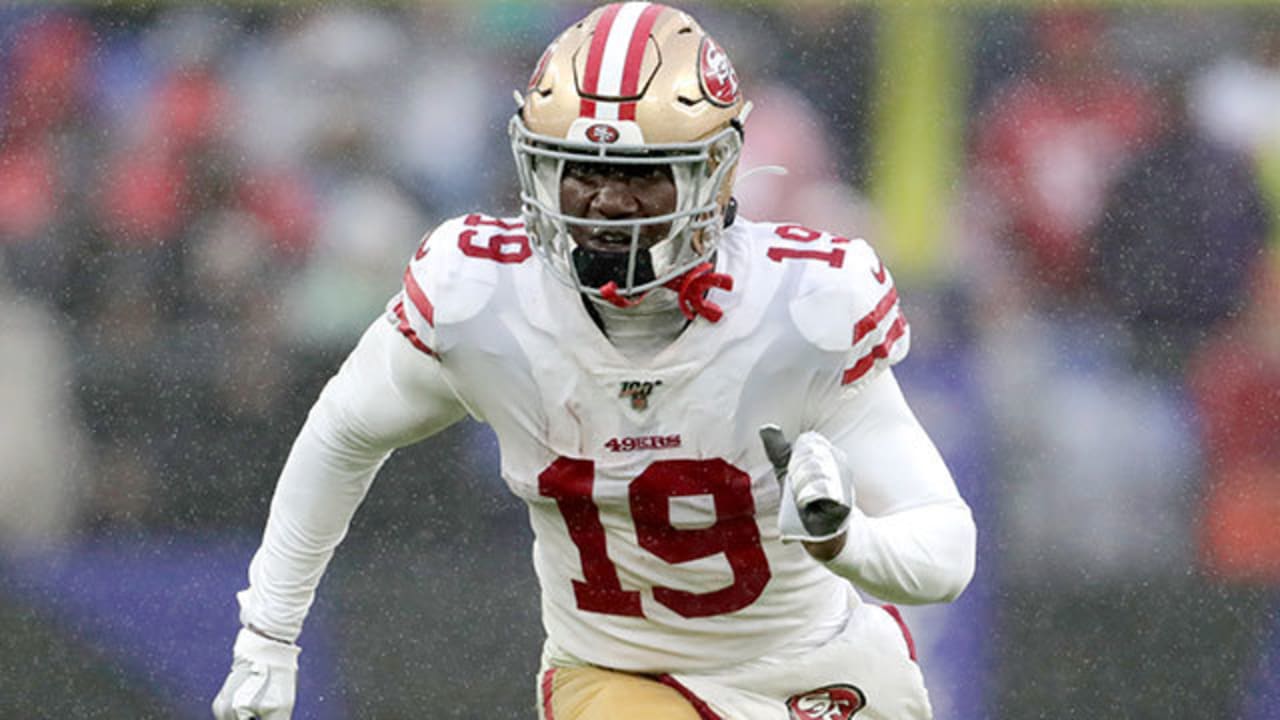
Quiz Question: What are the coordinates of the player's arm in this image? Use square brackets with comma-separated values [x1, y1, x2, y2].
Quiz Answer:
[815, 369, 974, 604]
[213, 316, 467, 719]
[233, 216, 476, 643]
[762, 370, 974, 605]
[240, 316, 466, 637]
[761, 230, 975, 605]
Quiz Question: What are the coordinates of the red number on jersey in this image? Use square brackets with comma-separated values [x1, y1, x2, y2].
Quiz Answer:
[464, 213, 524, 231]
[539, 458, 772, 619]
[775, 224, 823, 242]
[458, 213, 532, 264]
[631, 460, 769, 618]
[539, 458, 644, 616]
[767, 224, 847, 268]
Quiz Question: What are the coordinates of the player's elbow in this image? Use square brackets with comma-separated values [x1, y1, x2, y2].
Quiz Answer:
[302, 381, 394, 465]
[883, 503, 976, 605]
[833, 501, 977, 605]
[934, 508, 976, 602]
[919, 504, 976, 603]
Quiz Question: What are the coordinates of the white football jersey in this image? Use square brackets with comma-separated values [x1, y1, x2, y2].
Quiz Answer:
[391, 213, 910, 673]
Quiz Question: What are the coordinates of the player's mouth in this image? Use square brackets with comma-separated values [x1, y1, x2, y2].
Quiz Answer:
[572, 242, 658, 289]
[577, 230, 633, 253]
[573, 225, 669, 253]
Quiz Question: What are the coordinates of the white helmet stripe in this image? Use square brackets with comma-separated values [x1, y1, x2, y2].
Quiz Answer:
[580, 2, 653, 120]
[596, 2, 650, 98]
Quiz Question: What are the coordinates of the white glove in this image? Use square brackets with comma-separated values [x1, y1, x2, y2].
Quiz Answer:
[760, 426, 855, 543]
[211, 627, 300, 720]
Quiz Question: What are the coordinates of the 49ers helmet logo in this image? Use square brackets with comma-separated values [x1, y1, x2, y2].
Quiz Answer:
[698, 36, 740, 107]
[787, 684, 867, 720]
[586, 123, 620, 144]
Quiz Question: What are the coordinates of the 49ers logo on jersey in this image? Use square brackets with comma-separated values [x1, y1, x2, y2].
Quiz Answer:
[619, 379, 662, 410]
[698, 36, 740, 107]
[787, 685, 867, 720]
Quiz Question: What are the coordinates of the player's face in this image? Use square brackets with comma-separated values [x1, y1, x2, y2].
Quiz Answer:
[559, 161, 677, 253]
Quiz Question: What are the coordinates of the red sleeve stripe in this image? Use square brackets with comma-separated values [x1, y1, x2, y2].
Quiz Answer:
[852, 286, 899, 345]
[402, 267, 435, 328]
[841, 313, 907, 386]
[392, 300, 437, 358]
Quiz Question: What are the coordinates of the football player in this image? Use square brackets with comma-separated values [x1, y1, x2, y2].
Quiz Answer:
[212, 3, 976, 719]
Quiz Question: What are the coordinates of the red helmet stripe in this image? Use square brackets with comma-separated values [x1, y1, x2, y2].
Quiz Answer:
[579, 2, 622, 117]
[618, 3, 663, 121]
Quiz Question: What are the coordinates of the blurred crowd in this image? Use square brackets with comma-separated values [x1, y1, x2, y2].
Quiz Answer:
[0, 2, 1279, 714]
[965, 7, 1280, 588]
[0, 4, 542, 537]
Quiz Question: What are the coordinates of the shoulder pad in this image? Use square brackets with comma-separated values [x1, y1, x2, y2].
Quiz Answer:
[777, 226, 910, 388]
[388, 213, 531, 356]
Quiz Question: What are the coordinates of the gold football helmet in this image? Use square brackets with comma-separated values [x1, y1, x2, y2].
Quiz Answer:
[510, 1, 746, 301]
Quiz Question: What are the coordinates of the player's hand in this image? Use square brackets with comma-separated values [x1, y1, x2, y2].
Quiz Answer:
[211, 627, 300, 720]
[759, 425, 854, 543]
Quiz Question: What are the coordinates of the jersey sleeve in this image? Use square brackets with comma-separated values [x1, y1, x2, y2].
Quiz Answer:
[387, 213, 522, 358]
[238, 317, 468, 641]
[785, 232, 910, 393]
[773, 231, 972, 603]
[815, 370, 976, 603]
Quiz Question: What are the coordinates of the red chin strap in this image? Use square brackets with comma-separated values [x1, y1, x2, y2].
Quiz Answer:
[666, 262, 733, 322]
[598, 281, 645, 309]
[598, 263, 734, 321]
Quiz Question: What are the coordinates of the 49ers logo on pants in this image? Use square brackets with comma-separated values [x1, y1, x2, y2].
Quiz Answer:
[787, 684, 866, 720]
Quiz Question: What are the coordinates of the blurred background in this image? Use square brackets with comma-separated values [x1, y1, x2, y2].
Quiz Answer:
[0, 1, 1277, 717]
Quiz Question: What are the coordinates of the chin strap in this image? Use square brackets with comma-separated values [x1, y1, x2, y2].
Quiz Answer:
[599, 281, 645, 309]
[665, 262, 734, 322]
[597, 263, 734, 321]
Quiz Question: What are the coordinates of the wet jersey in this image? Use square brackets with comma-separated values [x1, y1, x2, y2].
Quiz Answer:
[390, 213, 910, 673]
